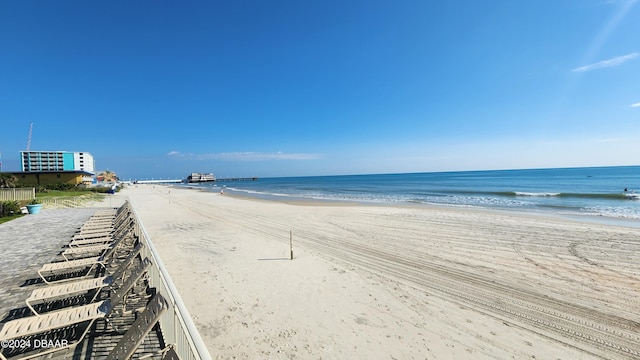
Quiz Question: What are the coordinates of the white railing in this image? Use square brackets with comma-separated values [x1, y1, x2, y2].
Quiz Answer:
[127, 202, 212, 360]
[0, 188, 34, 201]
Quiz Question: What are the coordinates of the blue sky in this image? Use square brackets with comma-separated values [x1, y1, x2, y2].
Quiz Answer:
[1, 0, 639, 180]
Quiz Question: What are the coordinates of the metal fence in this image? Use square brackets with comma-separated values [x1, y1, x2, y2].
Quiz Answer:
[128, 202, 213, 360]
[39, 195, 104, 209]
[0, 188, 35, 201]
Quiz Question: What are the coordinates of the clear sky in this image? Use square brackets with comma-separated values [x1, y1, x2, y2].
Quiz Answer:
[1, 0, 639, 180]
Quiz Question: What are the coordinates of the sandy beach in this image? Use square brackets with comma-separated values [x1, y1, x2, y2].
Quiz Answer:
[118, 184, 639, 359]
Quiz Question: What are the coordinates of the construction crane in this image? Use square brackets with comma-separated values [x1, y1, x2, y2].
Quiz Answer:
[26, 122, 33, 150]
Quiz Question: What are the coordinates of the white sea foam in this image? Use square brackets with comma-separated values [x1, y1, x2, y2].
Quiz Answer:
[514, 192, 561, 197]
[582, 206, 640, 219]
[624, 193, 640, 200]
[192, 167, 640, 222]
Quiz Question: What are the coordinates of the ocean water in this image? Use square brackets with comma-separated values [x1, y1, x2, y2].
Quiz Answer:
[186, 166, 640, 222]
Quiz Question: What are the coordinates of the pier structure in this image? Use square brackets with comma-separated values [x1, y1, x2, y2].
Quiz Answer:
[132, 179, 182, 184]
[130, 177, 258, 185]
[215, 177, 258, 182]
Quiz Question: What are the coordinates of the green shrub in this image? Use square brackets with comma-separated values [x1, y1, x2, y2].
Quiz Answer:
[89, 187, 115, 193]
[45, 183, 76, 191]
[0, 201, 21, 217]
[35, 183, 77, 193]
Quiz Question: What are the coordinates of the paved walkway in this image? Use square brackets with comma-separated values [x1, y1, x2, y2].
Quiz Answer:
[0, 207, 104, 319]
[0, 192, 130, 318]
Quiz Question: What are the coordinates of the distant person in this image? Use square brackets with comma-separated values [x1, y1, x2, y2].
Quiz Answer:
[220, 189, 224, 195]
[624, 187, 628, 192]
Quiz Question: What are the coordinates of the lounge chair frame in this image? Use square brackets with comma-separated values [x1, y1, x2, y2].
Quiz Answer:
[27, 244, 144, 315]
[0, 258, 152, 360]
[105, 293, 169, 360]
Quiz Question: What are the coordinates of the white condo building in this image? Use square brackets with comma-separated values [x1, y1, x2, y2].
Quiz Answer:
[20, 151, 96, 174]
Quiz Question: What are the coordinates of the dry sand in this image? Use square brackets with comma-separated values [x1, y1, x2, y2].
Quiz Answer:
[120, 184, 640, 359]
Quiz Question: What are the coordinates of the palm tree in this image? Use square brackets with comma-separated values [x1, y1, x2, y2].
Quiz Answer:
[0, 173, 18, 188]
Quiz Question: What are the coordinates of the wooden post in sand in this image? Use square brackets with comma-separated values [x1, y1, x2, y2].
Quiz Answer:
[290, 230, 293, 260]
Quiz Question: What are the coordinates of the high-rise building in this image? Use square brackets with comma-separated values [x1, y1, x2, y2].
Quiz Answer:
[20, 151, 95, 173]
[12, 151, 96, 185]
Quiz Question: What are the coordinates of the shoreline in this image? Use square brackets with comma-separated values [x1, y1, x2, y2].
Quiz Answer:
[178, 184, 640, 229]
[122, 184, 640, 359]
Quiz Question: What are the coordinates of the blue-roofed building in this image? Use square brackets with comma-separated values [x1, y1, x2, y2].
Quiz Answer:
[12, 151, 96, 185]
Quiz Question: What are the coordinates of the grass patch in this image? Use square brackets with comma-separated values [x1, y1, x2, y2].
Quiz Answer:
[0, 213, 24, 224]
[37, 190, 96, 198]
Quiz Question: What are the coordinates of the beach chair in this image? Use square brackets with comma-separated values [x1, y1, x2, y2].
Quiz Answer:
[72, 228, 113, 239]
[80, 212, 120, 229]
[0, 258, 152, 360]
[26, 276, 112, 316]
[61, 243, 115, 261]
[103, 203, 132, 226]
[92, 206, 121, 217]
[38, 232, 139, 284]
[74, 206, 133, 239]
[75, 217, 123, 233]
[86, 216, 117, 224]
[78, 221, 116, 230]
[79, 221, 114, 231]
[73, 225, 114, 239]
[61, 225, 136, 261]
[73, 216, 135, 239]
[75, 227, 113, 236]
[87, 205, 123, 220]
[92, 203, 129, 220]
[37, 256, 104, 285]
[105, 293, 169, 360]
[68, 235, 114, 247]
[73, 215, 132, 240]
[84, 217, 118, 226]
[68, 217, 135, 247]
[83, 215, 116, 223]
[27, 244, 144, 315]
[92, 209, 118, 217]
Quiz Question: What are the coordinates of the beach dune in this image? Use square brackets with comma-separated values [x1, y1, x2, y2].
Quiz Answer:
[122, 185, 640, 359]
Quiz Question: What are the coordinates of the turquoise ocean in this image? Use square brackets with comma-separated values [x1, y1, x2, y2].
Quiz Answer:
[184, 166, 640, 223]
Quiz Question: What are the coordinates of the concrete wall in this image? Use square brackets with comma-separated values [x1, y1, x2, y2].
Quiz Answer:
[14, 172, 85, 185]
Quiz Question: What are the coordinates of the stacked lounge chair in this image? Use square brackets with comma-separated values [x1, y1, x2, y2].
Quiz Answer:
[37, 207, 137, 285]
[0, 259, 152, 359]
[0, 201, 178, 360]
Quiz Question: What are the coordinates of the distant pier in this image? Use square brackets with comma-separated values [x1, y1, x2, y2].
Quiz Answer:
[134, 179, 182, 184]
[215, 177, 258, 182]
[132, 177, 258, 184]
